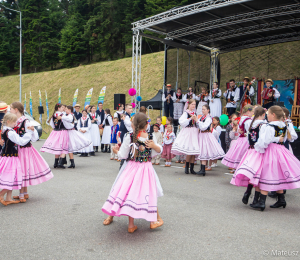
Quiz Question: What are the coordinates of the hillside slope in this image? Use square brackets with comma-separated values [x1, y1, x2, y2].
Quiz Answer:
[0, 52, 164, 136]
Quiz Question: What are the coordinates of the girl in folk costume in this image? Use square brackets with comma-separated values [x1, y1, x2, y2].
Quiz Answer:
[171, 99, 200, 175]
[110, 117, 120, 160]
[196, 87, 209, 115]
[102, 113, 164, 233]
[196, 105, 225, 176]
[9, 102, 53, 202]
[221, 105, 254, 171]
[139, 106, 151, 133]
[250, 106, 300, 211]
[77, 110, 94, 157]
[101, 109, 113, 153]
[0, 102, 8, 152]
[173, 88, 185, 124]
[0, 113, 35, 206]
[282, 107, 298, 153]
[183, 87, 197, 112]
[41, 103, 69, 169]
[114, 104, 124, 124]
[209, 82, 222, 117]
[175, 124, 186, 164]
[230, 106, 266, 206]
[89, 105, 101, 155]
[151, 123, 163, 165]
[62, 106, 92, 167]
[225, 113, 238, 153]
[207, 116, 222, 169]
[161, 124, 176, 167]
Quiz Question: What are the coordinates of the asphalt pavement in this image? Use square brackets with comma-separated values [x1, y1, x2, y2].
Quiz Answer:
[1, 140, 300, 260]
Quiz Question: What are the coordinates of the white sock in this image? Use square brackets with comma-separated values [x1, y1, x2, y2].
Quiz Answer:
[19, 193, 24, 198]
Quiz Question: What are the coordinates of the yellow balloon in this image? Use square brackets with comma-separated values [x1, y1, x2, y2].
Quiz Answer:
[162, 116, 167, 125]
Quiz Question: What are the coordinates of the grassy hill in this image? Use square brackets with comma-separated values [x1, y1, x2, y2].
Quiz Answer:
[0, 52, 164, 137]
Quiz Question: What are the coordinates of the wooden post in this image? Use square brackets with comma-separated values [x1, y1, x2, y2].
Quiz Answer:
[294, 79, 298, 106]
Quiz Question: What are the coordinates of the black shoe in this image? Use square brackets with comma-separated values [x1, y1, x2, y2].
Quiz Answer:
[270, 193, 287, 209]
[242, 184, 253, 204]
[90, 152, 95, 156]
[107, 146, 111, 153]
[101, 144, 104, 151]
[268, 191, 278, 199]
[103, 146, 108, 153]
[250, 194, 267, 211]
[95, 147, 99, 152]
[196, 164, 206, 176]
[62, 157, 68, 165]
[67, 159, 75, 169]
[57, 158, 66, 169]
[190, 163, 197, 174]
[84, 153, 89, 157]
[54, 158, 59, 168]
[250, 191, 260, 206]
[185, 162, 190, 174]
[283, 189, 286, 194]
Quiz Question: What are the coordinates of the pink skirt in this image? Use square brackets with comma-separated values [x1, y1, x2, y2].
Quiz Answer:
[257, 143, 300, 191]
[171, 127, 200, 155]
[161, 144, 176, 160]
[40, 130, 69, 155]
[19, 146, 53, 187]
[221, 137, 248, 168]
[102, 161, 159, 222]
[230, 148, 264, 187]
[0, 157, 23, 190]
[197, 132, 225, 160]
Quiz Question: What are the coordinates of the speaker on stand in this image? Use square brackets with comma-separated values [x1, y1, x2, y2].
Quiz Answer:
[114, 94, 126, 110]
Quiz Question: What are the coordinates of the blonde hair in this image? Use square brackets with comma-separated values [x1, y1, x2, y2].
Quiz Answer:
[269, 105, 291, 140]
[242, 104, 253, 115]
[187, 99, 196, 110]
[1, 113, 17, 132]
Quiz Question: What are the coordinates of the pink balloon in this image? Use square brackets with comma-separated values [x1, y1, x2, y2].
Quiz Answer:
[128, 88, 136, 96]
[131, 102, 136, 108]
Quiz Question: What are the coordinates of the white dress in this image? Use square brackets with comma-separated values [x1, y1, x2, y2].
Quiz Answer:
[76, 117, 94, 153]
[101, 114, 113, 144]
[209, 89, 222, 118]
[89, 113, 101, 147]
[196, 94, 209, 115]
[62, 114, 92, 153]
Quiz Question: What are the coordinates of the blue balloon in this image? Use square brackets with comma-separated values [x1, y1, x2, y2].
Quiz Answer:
[131, 113, 135, 117]
[294, 126, 297, 129]
[136, 96, 142, 102]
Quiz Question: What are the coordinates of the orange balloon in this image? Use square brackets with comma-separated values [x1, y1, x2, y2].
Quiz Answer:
[198, 114, 202, 119]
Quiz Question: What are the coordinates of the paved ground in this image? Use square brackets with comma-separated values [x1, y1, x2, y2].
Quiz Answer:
[1, 140, 300, 260]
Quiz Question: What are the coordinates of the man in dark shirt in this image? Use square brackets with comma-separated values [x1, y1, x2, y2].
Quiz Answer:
[96, 102, 105, 152]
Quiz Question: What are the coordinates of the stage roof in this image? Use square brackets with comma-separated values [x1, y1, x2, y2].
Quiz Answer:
[132, 0, 300, 53]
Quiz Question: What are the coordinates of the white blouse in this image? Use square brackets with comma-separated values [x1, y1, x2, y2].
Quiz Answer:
[163, 132, 176, 145]
[179, 111, 197, 128]
[197, 116, 212, 131]
[117, 133, 163, 159]
[254, 121, 287, 153]
[3, 126, 34, 146]
[209, 89, 222, 101]
[195, 94, 209, 102]
[22, 119, 39, 142]
[239, 116, 252, 132]
[62, 114, 75, 130]
[286, 119, 298, 142]
[77, 117, 91, 132]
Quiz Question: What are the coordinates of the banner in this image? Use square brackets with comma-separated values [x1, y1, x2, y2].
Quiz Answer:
[24, 93, 26, 111]
[45, 91, 49, 122]
[73, 89, 79, 109]
[29, 91, 33, 116]
[97, 86, 106, 109]
[39, 90, 42, 123]
[84, 88, 93, 108]
[58, 88, 61, 104]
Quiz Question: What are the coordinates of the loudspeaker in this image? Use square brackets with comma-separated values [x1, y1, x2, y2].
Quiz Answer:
[38, 106, 44, 114]
[114, 94, 126, 110]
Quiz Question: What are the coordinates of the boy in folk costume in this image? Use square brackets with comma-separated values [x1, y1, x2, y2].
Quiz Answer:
[97, 102, 105, 152]
[162, 84, 175, 118]
[110, 117, 120, 160]
[234, 77, 255, 111]
[223, 79, 237, 116]
[261, 79, 280, 109]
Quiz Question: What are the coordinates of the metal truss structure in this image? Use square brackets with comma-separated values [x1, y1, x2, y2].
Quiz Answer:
[131, 0, 300, 109]
[132, 30, 142, 112]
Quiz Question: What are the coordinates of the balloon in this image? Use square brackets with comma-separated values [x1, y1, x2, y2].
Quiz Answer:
[131, 113, 135, 117]
[162, 116, 167, 125]
[131, 102, 136, 108]
[220, 114, 229, 126]
[136, 96, 142, 102]
[197, 114, 202, 119]
[128, 88, 136, 96]
[294, 126, 297, 130]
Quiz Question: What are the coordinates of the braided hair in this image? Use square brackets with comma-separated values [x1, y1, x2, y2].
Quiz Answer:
[132, 113, 148, 158]
[249, 106, 265, 129]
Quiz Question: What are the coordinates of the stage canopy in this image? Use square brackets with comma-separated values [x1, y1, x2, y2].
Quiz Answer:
[131, 0, 300, 110]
